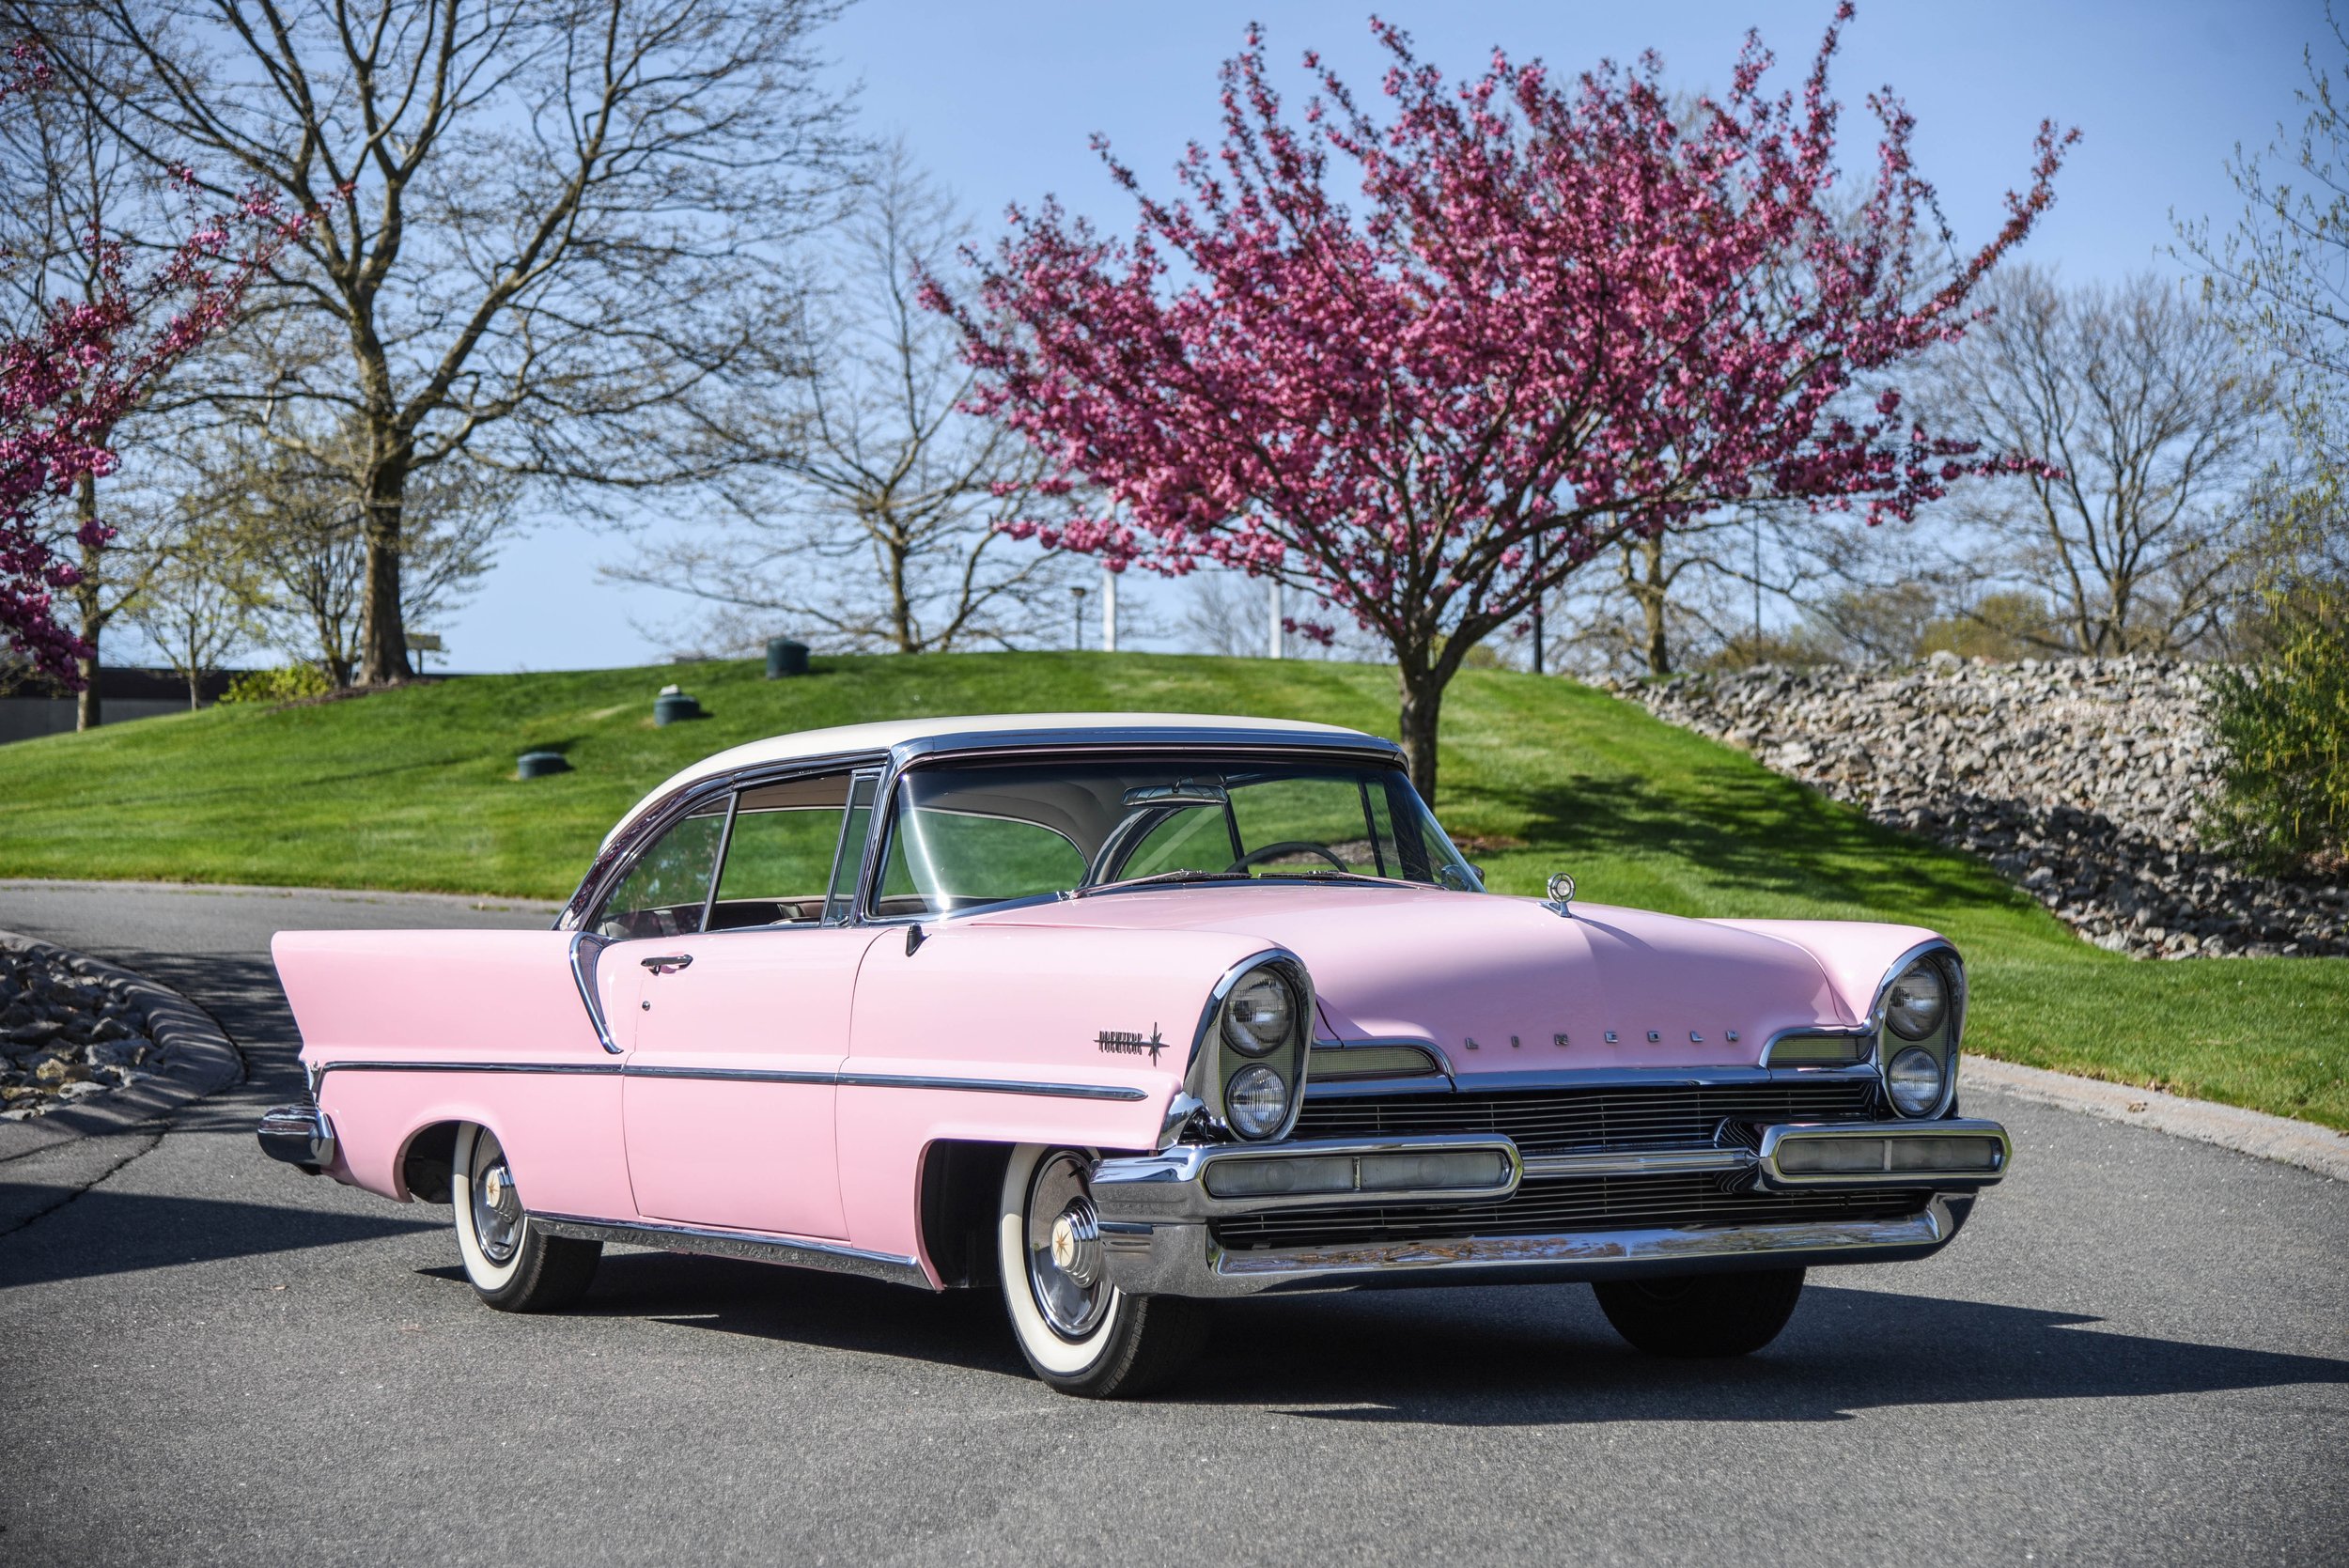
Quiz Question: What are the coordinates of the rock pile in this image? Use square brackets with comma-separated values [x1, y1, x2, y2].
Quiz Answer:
[0, 944, 167, 1117]
[1616, 652, 2348, 959]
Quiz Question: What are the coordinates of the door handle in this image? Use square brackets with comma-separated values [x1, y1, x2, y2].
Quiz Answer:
[640, 954, 694, 973]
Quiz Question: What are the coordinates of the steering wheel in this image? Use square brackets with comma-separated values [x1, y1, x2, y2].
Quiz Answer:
[1228, 840, 1350, 874]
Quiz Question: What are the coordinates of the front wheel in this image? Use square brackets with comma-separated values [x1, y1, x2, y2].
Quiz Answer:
[1592, 1267, 1806, 1358]
[451, 1123, 600, 1312]
[997, 1144, 1204, 1398]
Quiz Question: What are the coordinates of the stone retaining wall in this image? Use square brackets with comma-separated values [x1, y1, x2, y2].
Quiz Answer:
[1616, 653, 2347, 959]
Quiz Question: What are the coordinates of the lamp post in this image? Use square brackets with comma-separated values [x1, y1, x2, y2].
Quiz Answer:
[1100, 567, 1117, 653]
[1071, 585, 1088, 651]
[1268, 579, 1283, 660]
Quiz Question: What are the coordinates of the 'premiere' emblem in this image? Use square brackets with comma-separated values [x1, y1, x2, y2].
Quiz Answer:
[1097, 1026, 1166, 1064]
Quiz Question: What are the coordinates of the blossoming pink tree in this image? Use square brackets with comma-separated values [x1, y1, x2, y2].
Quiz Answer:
[934, 8, 2073, 797]
[0, 42, 293, 687]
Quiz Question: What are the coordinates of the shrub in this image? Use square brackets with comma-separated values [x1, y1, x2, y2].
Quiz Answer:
[2201, 581, 2349, 873]
[219, 664, 334, 706]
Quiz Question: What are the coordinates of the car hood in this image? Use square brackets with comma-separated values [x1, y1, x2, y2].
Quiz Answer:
[973, 884, 1885, 1076]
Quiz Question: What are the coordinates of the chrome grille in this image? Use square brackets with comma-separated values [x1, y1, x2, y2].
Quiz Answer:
[1291, 1077, 1882, 1157]
[1210, 1173, 1926, 1251]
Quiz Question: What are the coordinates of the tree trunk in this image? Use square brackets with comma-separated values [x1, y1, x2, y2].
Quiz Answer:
[1397, 655, 1445, 803]
[186, 666, 201, 710]
[1634, 533, 1672, 676]
[357, 452, 413, 686]
[74, 475, 101, 730]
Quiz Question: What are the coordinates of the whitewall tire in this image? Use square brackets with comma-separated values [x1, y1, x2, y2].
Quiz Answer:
[451, 1123, 600, 1312]
[996, 1143, 1203, 1397]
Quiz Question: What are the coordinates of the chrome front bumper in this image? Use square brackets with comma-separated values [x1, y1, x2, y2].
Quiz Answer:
[1090, 1121, 2003, 1299]
[257, 1103, 336, 1173]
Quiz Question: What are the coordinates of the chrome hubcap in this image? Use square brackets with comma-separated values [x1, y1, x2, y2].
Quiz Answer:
[1025, 1152, 1110, 1340]
[471, 1132, 522, 1265]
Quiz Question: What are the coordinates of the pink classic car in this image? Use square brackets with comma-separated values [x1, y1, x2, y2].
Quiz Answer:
[260, 713, 2009, 1396]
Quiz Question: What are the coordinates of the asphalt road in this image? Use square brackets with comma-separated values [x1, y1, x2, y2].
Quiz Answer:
[1, 880, 2343, 1566]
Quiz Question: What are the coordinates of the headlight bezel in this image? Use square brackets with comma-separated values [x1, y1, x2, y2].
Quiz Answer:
[1185, 950, 1314, 1143]
[1870, 943, 1965, 1120]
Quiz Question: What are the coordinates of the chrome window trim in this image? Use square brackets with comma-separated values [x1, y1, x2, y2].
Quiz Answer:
[306, 1057, 1146, 1101]
[556, 750, 894, 931]
[530, 1212, 932, 1290]
[567, 930, 623, 1055]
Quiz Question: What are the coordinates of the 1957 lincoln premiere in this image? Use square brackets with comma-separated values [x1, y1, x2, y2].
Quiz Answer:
[261, 712, 2010, 1396]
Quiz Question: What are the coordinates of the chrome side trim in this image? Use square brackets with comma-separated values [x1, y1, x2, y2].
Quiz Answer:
[833, 1071, 1148, 1102]
[1094, 1134, 1522, 1220]
[312, 1059, 627, 1079]
[531, 1212, 933, 1290]
[568, 930, 623, 1054]
[625, 1063, 836, 1086]
[308, 1057, 1146, 1101]
[1101, 1196, 1964, 1298]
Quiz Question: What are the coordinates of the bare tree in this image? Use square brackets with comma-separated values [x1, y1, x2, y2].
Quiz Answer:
[195, 409, 505, 682]
[126, 517, 250, 706]
[15, 0, 859, 684]
[610, 148, 1075, 656]
[1921, 267, 2279, 655]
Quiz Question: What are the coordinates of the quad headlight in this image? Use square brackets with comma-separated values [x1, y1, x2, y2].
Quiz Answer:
[1886, 1047, 1946, 1117]
[1189, 954, 1313, 1142]
[1885, 961, 1947, 1040]
[1225, 1063, 1290, 1138]
[1221, 972, 1294, 1056]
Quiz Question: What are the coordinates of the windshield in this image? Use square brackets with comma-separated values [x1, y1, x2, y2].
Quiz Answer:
[870, 754, 1480, 917]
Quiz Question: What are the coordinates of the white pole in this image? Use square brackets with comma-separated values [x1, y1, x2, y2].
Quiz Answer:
[1100, 567, 1118, 653]
[1268, 579, 1284, 660]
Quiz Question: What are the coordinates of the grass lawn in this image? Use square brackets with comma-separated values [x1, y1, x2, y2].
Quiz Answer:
[4, 649, 2341, 1129]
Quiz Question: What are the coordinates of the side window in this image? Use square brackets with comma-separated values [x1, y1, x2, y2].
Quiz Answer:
[877, 808, 1086, 916]
[708, 772, 851, 930]
[822, 773, 879, 924]
[594, 802, 728, 939]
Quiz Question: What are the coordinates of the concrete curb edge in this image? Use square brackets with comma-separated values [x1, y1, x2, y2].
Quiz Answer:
[0, 928, 244, 1163]
[1968, 1055, 2349, 1184]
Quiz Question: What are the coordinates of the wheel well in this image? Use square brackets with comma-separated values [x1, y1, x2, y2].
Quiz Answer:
[918, 1141, 1014, 1289]
[400, 1121, 461, 1204]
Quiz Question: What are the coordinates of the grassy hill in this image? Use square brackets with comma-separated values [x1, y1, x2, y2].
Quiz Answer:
[3, 650, 2341, 1128]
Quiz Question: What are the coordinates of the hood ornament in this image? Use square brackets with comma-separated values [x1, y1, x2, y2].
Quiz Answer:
[1543, 872, 1577, 919]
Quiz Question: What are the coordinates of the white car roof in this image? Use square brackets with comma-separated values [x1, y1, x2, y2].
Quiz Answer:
[606, 711, 1389, 850]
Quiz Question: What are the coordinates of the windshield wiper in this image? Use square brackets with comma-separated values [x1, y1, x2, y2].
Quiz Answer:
[1071, 868, 1255, 897]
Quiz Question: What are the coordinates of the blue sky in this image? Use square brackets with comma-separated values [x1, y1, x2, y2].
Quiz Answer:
[429, 0, 2321, 673]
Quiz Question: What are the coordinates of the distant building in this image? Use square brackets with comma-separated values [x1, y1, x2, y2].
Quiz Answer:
[0, 666, 250, 745]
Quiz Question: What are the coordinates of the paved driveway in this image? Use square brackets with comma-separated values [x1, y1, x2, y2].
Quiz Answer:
[2, 881, 2343, 1566]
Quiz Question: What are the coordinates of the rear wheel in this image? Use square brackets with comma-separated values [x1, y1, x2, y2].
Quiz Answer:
[451, 1123, 600, 1312]
[1592, 1267, 1806, 1358]
[996, 1144, 1204, 1398]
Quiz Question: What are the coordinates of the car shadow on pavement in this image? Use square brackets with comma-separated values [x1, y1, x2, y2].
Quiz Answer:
[1194, 1283, 2349, 1423]
[516, 1250, 2349, 1418]
[521, 1250, 1034, 1378]
[0, 1190, 436, 1289]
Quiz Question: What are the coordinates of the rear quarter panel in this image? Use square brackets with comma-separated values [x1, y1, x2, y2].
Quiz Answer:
[272, 928, 631, 1218]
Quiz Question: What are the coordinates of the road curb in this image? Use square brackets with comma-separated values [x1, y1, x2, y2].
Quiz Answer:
[1968, 1055, 2349, 1183]
[0, 928, 244, 1163]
